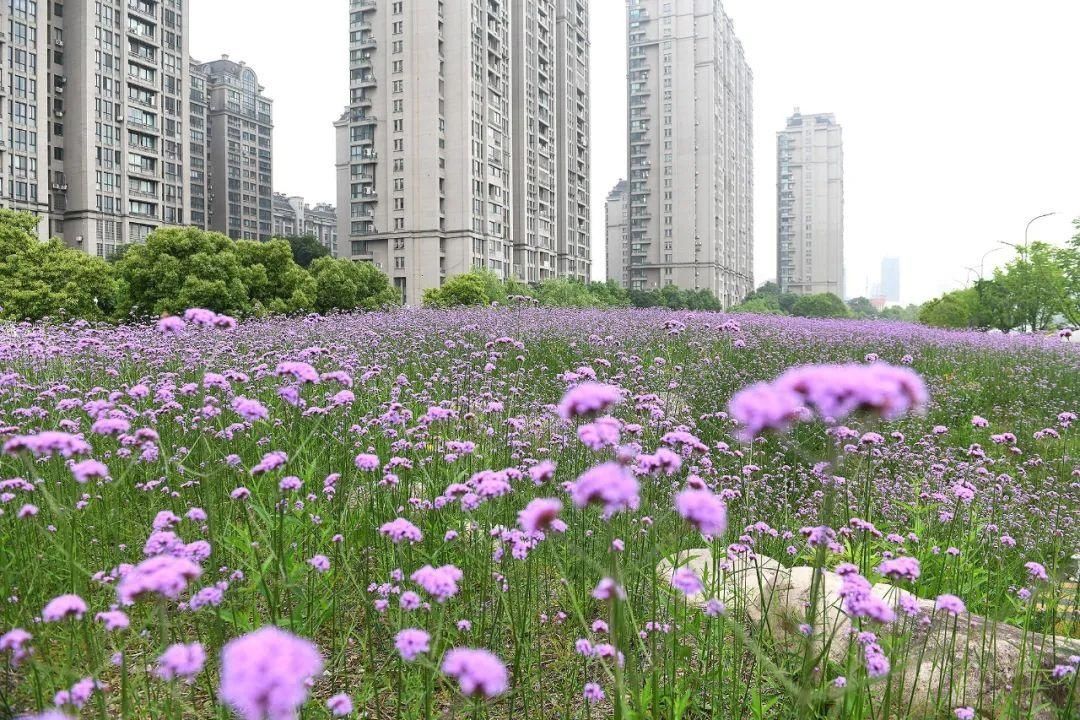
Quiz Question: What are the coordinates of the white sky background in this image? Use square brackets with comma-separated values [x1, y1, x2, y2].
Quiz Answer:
[191, 0, 1080, 305]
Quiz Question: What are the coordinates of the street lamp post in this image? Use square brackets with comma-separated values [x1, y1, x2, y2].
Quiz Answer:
[1000, 213, 1056, 263]
[977, 246, 1005, 280]
[1025, 212, 1057, 247]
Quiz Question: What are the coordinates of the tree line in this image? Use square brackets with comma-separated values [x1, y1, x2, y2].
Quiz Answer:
[0, 210, 397, 323]
[4, 205, 1075, 332]
[917, 232, 1080, 332]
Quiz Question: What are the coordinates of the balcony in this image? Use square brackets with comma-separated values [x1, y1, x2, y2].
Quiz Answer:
[127, 1, 157, 21]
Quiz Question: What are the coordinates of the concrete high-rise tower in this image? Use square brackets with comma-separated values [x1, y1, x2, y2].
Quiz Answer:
[192, 56, 273, 241]
[604, 179, 628, 287]
[777, 110, 844, 297]
[56, 0, 191, 257]
[625, 0, 754, 307]
[337, 0, 590, 305]
[0, 0, 52, 241]
[880, 256, 900, 303]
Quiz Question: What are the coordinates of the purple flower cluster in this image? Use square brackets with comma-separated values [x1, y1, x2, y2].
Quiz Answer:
[729, 362, 928, 439]
[569, 462, 640, 517]
[219, 627, 323, 720]
[441, 647, 508, 698]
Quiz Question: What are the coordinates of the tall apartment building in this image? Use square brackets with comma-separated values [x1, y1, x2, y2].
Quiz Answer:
[0, 0, 52, 241]
[604, 179, 628, 287]
[272, 193, 337, 255]
[625, 0, 753, 308]
[193, 56, 272, 241]
[776, 110, 844, 297]
[338, 0, 589, 304]
[188, 59, 208, 229]
[510, 0, 590, 284]
[549, 0, 590, 283]
[59, 0, 190, 257]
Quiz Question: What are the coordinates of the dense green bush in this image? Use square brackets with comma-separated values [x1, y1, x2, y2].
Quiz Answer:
[423, 273, 490, 308]
[309, 256, 399, 313]
[790, 292, 851, 319]
[0, 212, 400, 323]
[0, 210, 118, 322]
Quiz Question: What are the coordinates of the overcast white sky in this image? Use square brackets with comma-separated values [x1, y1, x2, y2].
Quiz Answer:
[192, 0, 1080, 305]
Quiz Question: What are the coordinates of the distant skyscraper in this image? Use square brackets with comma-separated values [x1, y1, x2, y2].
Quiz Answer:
[777, 110, 844, 297]
[271, 193, 338, 256]
[337, 0, 590, 305]
[880, 257, 900, 303]
[193, 56, 273, 241]
[625, 0, 754, 307]
[605, 179, 628, 287]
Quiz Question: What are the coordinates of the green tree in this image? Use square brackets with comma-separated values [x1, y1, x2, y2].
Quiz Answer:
[743, 281, 781, 303]
[283, 234, 331, 269]
[879, 304, 920, 322]
[117, 227, 316, 318]
[308, 257, 399, 313]
[535, 279, 597, 307]
[629, 289, 663, 308]
[740, 281, 797, 314]
[998, 242, 1065, 331]
[790, 293, 851, 318]
[730, 298, 782, 315]
[235, 239, 316, 315]
[115, 227, 248, 318]
[0, 210, 118, 322]
[586, 280, 632, 308]
[684, 288, 723, 311]
[918, 289, 976, 329]
[969, 278, 1016, 332]
[1056, 220, 1080, 326]
[423, 273, 490, 308]
[847, 297, 878, 319]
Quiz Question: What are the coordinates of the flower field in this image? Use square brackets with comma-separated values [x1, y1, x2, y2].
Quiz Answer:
[0, 308, 1077, 719]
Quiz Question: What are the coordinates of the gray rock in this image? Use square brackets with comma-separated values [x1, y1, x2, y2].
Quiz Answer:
[657, 549, 1080, 718]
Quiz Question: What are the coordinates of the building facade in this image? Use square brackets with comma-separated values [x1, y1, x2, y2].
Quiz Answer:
[188, 59, 208, 229]
[271, 193, 337, 255]
[776, 110, 844, 297]
[338, 0, 590, 305]
[604, 179, 628, 287]
[194, 56, 272, 240]
[625, 0, 753, 308]
[551, 0, 590, 283]
[880, 256, 900, 303]
[49, 0, 191, 257]
[0, 0, 52, 241]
